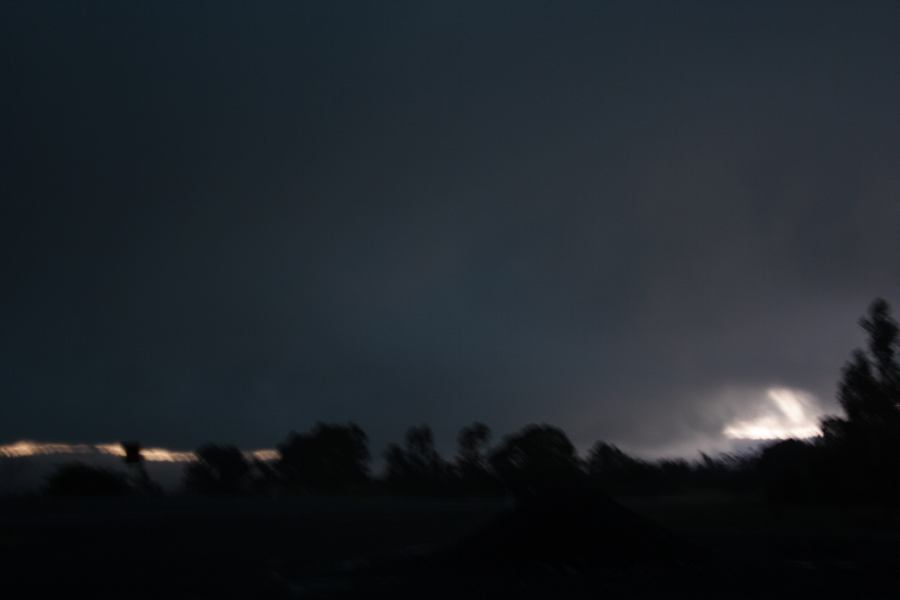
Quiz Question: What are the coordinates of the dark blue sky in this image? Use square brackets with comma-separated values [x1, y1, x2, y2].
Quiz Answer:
[2, 1, 899, 457]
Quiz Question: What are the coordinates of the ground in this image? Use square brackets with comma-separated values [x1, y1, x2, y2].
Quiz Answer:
[1, 492, 899, 598]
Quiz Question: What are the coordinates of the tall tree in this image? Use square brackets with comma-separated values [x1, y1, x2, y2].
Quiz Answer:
[184, 445, 253, 495]
[587, 442, 643, 479]
[278, 423, 370, 493]
[861, 298, 900, 408]
[837, 299, 900, 427]
[838, 349, 883, 424]
[821, 298, 900, 503]
[489, 424, 583, 496]
[404, 425, 441, 470]
[384, 424, 449, 495]
[457, 422, 491, 469]
[455, 422, 499, 495]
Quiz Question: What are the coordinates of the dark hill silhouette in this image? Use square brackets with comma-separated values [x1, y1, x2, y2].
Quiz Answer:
[322, 486, 695, 598]
[436, 485, 683, 570]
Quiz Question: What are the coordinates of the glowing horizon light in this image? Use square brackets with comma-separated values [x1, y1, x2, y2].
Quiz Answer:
[248, 449, 279, 461]
[95, 444, 195, 462]
[0, 441, 279, 462]
[722, 386, 823, 440]
[138, 448, 197, 462]
[94, 443, 127, 457]
[0, 441, 96, 458]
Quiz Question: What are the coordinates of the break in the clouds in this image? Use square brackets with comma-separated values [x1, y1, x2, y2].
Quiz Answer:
[722, 387, 824, 442]
[1, 1, 899, 458]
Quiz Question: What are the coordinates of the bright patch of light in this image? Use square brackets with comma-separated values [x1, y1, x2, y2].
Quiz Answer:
[0, 441, 278, 462]
[249, 449, 279, 461]
[93, 444, 195, 462]
[723, 387, 823, 440]
[0, 441, 95, 457]
[94, 443, 127, 457]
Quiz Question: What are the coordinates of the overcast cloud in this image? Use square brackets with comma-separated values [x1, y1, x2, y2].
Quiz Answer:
[2, 1, 899, 458]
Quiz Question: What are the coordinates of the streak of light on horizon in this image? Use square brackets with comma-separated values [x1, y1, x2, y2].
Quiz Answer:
[0, 441, 277, 462]
[722, 387, 824, 441]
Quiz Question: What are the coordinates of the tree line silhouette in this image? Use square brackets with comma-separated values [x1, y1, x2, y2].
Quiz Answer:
[40, 298, 900, 505]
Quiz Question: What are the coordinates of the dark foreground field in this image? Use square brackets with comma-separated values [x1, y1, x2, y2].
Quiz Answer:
[1, 493, 899, 599]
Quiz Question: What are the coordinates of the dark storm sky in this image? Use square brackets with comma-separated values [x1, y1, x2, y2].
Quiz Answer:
[2, 1, 899, 457]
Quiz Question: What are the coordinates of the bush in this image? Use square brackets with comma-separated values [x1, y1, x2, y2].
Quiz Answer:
[44, 463, 133, 497]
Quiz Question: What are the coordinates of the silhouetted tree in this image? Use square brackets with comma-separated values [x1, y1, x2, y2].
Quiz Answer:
[384, 424, 450, 495]
[839, 350, 889, 425]
[587, 449, 755, 497]
[586, 442, 658, 493]
[44, 463, 133, 497]
[587, 442, 641, 476]
[820, 415, 850, 444]
[406, 425, 441, 465]
[816, 299, 900, 503]
[757, 439, 820, 503]
[278, 423, 369, 493]
[249, 457, 281, 495]
[457, 422, 491, 467]
[489, 424, 583, 497]
[184, 444, 253, 495]
[455, 422, 500, 495]
[862, 298, 900, 398]
[832, 299, 900, 430]
[120, 441, 160, 495]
